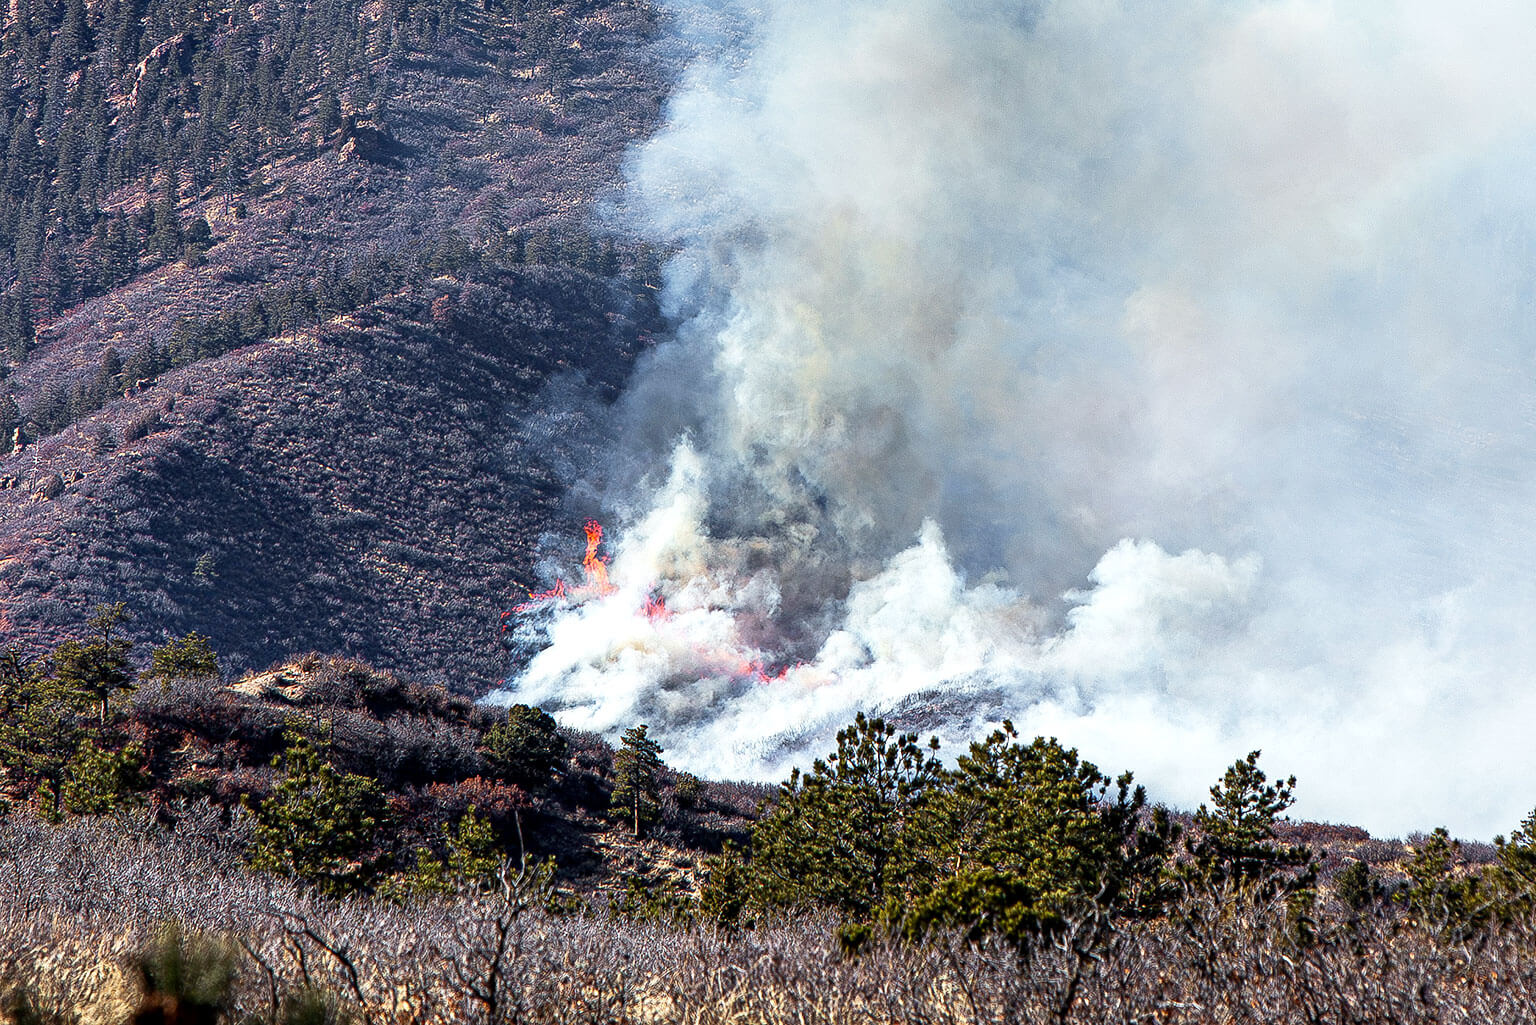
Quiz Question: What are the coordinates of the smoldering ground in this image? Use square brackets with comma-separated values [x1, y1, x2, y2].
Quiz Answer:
[493, 0, 1536, 837]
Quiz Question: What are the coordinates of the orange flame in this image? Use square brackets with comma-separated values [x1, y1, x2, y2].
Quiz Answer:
[580, 519, 614, 596]
[508, 519, 618, 616]
[500, 522, 801, 687]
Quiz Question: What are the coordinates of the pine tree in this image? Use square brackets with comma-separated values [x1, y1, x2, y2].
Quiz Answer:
[1334, 859, 1380, 914]
[149, 171, 182, 261]
[392, 807, 504, 898]
[1493, 807, 1536, 915]
[0, 394, 18, 452]
[904, 724, 1175, 946]
[314, 89, 342, 143]
[446, 808, 503, 890]
[52, 601, 135, 725]
[0, 646, 89, 816]
[1185, 750, 1314, 902]
[102, 215, 137, 289]
[145, 631, 219, 682]
[610, 723, 664, 837]
[698, 841, 751, 928]
[248, 730, 391, 895]
[62, 738, 149, 814]
[1, 289, 34, 363]
[481, 703, 566, 786]
[1404, 827, 1488, 940]
[182, 214, 212, 265]
[748, 713, 943, 919]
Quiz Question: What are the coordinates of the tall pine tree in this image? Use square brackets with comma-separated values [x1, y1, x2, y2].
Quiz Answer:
[611, 724, 664, 838]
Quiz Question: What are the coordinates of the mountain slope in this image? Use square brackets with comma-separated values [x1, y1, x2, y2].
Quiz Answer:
[0, 0, 670, 684]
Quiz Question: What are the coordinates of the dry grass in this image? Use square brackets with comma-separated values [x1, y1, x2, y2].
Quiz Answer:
[4, 811, 1536, 1025]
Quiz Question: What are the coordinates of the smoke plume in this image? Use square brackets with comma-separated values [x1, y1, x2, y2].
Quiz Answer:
[492, 0, 1536, 837]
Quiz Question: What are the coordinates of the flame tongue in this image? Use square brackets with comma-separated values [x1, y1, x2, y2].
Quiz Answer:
[505, 519, 800, 686]
[510, 518, 617, 613]
[580, 519, 615, 596]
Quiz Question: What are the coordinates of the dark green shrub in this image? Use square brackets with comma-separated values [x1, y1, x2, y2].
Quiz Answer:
[1492, 807, 1536, 916]
[390, 808, 505, 899]
[62, 739, 150, 815]
[247, 731, 391, 895]
[697, 842, 751, 928]
[146, 634, 220, 683]
[132, 922, 239, 1025]
[1404, 828, 1489, 940]
[480, 704, 566, 786]
[1, 978, 59, 1025]
[1334, 859, 1379, 913]
[674, 771, 704, 809]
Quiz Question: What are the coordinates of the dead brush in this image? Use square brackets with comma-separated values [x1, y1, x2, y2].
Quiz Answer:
[6, 813, 1536, 1023]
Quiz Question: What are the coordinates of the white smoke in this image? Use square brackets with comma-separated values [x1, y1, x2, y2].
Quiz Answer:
[492, 0, 1536, 837]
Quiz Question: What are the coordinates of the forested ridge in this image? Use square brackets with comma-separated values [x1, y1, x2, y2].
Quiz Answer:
[0, 0, 667, 682]
[0, 0, 613, 364]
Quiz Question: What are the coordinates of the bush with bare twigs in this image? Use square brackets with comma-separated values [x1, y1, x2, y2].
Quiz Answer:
[3, 808, 1536, 1025]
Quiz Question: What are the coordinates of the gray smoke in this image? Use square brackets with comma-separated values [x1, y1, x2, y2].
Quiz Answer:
[491, 0, 1536, 837]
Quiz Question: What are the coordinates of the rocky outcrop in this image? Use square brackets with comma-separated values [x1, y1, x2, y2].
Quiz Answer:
[338, 118, 399, 165]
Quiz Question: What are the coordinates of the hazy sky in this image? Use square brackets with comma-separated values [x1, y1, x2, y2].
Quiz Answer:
[496, 0, 1536, 838]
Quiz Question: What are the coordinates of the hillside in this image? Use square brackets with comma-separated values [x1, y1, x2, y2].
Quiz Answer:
[0, 0, 668, 686]
[0, 637, 1523, 1025]
[126, 653, 763, 899]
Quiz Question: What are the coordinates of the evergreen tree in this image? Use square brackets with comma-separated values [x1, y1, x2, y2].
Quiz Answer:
[1493, 807, 1536, 916]
[904, 724, 1175, 946]
[610, 723, 664, 838]
[697, 841, 752, 928]
[1403, 827, 1488, 940]
[102, 215, 137, 289]
[149, 172, 182, 260]
[91, 346, 123, 403]
[248, 730, 391, 895]
[1334, 859, 1380, 914]
[481, 703, 565, 786]
[145, 631, 220, 682]
[0, 394, 18, 451]
[1185, 750, 1314, 902]
[314, 89, 342, 142]
[62, 738, 149, 814]
[2, 290, 34, 363]
[0, 646, 89, 816]
[392, 807, 504, 898]
[748, 713, 942, 919]
[182, 214, 212, 265]
[52, 601, 135, 724]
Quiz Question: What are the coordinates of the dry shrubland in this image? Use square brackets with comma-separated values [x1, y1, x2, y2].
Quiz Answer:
[0, 809, 1531, 1025]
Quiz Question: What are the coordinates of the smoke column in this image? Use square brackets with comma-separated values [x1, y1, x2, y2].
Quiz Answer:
[492, 0, 1536, 837]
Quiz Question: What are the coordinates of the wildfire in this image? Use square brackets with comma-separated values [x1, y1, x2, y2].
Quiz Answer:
[502, 520, 807, 686]
[578, 518, 614, 596]
[509, 519, 618, 614]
